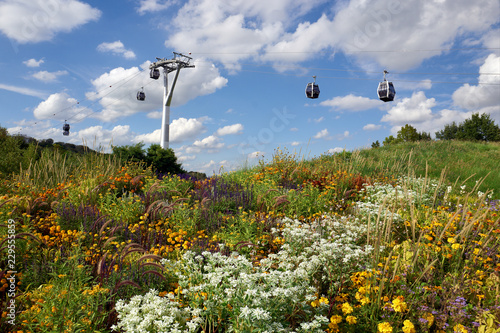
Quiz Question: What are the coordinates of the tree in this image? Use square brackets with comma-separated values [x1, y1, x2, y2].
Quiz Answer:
[396, 124, 420, 142]
[456, 113, 500, 142]
[435, 122, 459, 140]
[382, 135, 401, 146]
[435, 113, 500, 142]
[371, 140, 380, 148]
[146, 144, 185, 175]
[112, 143, 147, 163]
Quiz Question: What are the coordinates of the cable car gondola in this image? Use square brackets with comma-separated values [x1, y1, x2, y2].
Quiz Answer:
[377, 70, 396, 102]
[150, 68, 160, 80]
[137, 87, 145, 101]
[305, 76, 320, 99]
[62, 122, 70, 136]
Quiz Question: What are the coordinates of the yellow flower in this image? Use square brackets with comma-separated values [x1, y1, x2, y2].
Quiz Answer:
[346, 315, 357, 324]
[451, 243, 461, 250]
[422, 312, 434, 327]
[447, 237, 456, 244]
[392, 296, 407, 312]
[342, 302, 353, 315]
[330, 315, 342, 324]
[453, 324, 467, 333]
[402, 320, 416, 333]
[378, 322, 393, 333]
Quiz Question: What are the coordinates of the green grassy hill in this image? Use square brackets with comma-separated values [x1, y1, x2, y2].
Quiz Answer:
[354, 140, 500, 198]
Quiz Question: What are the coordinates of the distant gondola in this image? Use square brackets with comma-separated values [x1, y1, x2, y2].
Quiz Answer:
[137, 87, 145, 101]
[63, 122, 70, 136]
[377, 70, 396, 102]
[305, 76, 320, 99]
[150, 68, 160, 80]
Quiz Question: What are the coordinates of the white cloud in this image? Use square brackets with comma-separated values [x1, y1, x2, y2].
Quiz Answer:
[290, 127, 299, 132]
[396, 79, 432, 91]
[310, 116, 324, 123]
[337, 130, 350, 140]
[330, 0, 500, 70]
[0, 83, 46, 98]
[247, 151, 265, 159]
[291, 141, 300, 146]
[165, 0, 499, 72]
[147, 111, 162, 119]
[97, 41, 136, 59]
[327, 147, 344, 154]
[314, 128, 330, 139]
[87, 60, 227, 122]
[215, 123, 243, 136]
[0, 0, 101, 43]
[363, 123, 381, 131]
[23, 58, 44, 67]
[72, 125, 133, 149]
[137, 0, 175, 14]
[33, 92, 87, 122]
[381, 91, 436, 126]
[452, 54, 500, 114]
[133, 117, 207, 144]
[192, 135, 224, 151]
[320, 94, 381, 111]
[32, 70, 68, 82]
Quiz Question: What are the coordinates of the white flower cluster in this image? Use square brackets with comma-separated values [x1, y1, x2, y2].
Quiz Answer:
[113, 216, 373, 332]
[355, 176, 440, 223]
[111, 290, 203, 333]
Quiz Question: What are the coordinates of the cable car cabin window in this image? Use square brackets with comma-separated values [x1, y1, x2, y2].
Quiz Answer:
[150, 68, 160, 80]
[137, 91, 145, 101]
[305, 83, 320, 99]
[63, 131, 69, 136]
[63, 123, 70, 131]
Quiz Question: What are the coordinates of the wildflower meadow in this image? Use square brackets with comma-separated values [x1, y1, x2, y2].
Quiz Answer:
[1, 143, 499, 332]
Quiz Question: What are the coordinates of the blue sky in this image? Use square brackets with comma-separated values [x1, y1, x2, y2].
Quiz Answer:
[0, 0, 499, 175]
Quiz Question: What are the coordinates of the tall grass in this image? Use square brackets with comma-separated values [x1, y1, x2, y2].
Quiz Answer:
[16, 148, 123, 190]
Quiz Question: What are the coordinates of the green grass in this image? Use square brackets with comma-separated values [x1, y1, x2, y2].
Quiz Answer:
[356, 140, 500, 197]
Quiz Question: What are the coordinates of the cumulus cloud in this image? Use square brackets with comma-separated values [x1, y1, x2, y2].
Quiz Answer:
[291, 141, 300, 146]
[192, 135, 224, 151]
[32, 70, 68, 82]
[320, 94, 381, 112]
[363, 123, 381, 131]
[215, 123, 243, 136]
[327, 147, 344, 154]
[71, 125, 133, 149]
[23, 58, 44, 67]
[137, 0, 175, 14]
[330, 0, 500, 70]
[33, 92, 87, 122]
[165, 0, 499, 71]
[314, 128, 330, 139]
[133, 117, 207, 144]
[452, 54, 500, 116]
[97, 41, 136, 59]
[381, 91, 436, 126]
[0, 0, 101, 43]
[88, 59, 227, 122]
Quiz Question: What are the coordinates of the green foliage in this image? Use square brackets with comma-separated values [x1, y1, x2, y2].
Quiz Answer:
[146, 144, 185, 174]
[397, 124, 420, 142]
[112, 143, 185, 175]
[436, 121, 459, 140]
[436, 113, 500, 142]
[382, 134, 402, 146]
[371, 140, 380, 148]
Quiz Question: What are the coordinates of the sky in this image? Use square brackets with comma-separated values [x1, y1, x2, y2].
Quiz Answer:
[0, 0, 499, 175]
